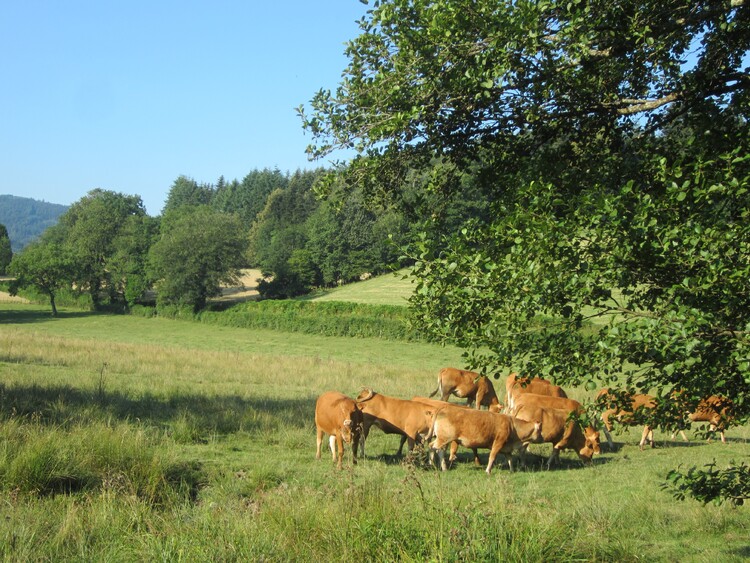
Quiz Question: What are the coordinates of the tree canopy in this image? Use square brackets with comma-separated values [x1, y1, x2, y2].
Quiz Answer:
[301, 0, 750, 433]
[148, 206, 246, 312]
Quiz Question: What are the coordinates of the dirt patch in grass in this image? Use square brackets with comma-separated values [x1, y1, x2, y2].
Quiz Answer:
[213, 269, 265, 303]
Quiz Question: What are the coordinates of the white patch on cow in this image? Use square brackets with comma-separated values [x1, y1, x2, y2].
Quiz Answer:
[328, 435, 337, 461]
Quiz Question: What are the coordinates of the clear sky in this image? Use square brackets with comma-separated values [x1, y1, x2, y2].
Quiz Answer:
[0, 1, 368, 216]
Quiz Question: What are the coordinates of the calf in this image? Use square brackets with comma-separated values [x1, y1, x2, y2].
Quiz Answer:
[513, 404, 600, 469]
[505, 373, 568, 412]
[429, 367, 502, 411]
[597, 388, 656, 451]
[428, 408, 543, 474]
[355, 388, 435, 457]
[315, 391, 363, 469]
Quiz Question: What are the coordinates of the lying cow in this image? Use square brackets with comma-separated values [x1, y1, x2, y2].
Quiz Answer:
[428, 408, 543, 474]
[355, 388, 435, 457]
[429, 367, 502, 411]
[597, 388, 656, 451]
[513, 404, 600, 469]
[505, 373, 568, 412]
[314, 391, 363, 469]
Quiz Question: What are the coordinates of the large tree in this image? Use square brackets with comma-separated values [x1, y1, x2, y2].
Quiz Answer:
[57, 189, 148, 308]
[148, 206, 246, 312]
[301, 0, 749, 441]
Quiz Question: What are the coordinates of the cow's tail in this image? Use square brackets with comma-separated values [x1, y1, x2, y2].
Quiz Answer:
[429, 375, 441, 398]
[424, 407, 444, 444]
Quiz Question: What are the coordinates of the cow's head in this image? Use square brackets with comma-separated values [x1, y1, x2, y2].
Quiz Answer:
[342, 408, 364, 443]
[585, 427, 601, 455]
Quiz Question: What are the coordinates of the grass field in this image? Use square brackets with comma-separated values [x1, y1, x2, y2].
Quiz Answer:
[1, 283, 749, 560]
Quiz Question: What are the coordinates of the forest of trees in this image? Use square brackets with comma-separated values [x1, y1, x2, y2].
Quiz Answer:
[6, 166, 484, 313]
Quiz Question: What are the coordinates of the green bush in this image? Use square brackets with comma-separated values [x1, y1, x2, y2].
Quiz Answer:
[197, 300, 425, 341]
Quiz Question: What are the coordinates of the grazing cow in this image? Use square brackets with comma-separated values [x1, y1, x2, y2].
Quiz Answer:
[355, 388, 435, 457]
[513, 404, 600, 469]
[505, 373, 568, 412]
[596, 389, 656, 451]
[315, 391, 363, 469]
[429, 367, 502, 411]
[674, 395, 734, 444]
[511, 392, 586, 417]
[412, 396, 482, 466]
[428, 408, 543, 474]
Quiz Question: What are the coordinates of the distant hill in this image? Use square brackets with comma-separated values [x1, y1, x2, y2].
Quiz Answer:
[0, 195, 68, 252]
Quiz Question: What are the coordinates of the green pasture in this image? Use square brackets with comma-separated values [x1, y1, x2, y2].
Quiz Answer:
[305, 269, 414, 306]
[1, 300, 749, 561]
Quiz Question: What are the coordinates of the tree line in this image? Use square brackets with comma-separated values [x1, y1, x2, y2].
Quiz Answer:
[3, 166, 483, 314]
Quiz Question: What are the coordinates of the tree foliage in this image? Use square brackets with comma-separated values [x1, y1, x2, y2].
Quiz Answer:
[148, 206, 246, 312]
[0, 224, 12, 275]
[7, 240, 77, 316]
[301, 0, 750, 434]
[56, 189, 148, 308]
[664, 460, 750, 507]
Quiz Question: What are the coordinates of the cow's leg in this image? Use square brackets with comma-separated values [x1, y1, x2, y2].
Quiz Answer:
[601, 413, 616, 450]
[335, 434, 345, 468]
[639, 426, 653, 450]
[316, 429, 325, 459]
[448, 441, 459, 465]
[351, 433, 360, 465]
[405, 436, 416, 454]
[329, 435, 337, 461]
[359, 419, 372, 458]
[486, 443, 502, 474]
[472, 448, 481, 466]
[396, 434, 409, 456]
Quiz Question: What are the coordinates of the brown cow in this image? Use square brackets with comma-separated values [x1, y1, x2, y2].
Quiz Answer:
[597, 389, 656, 451]
[427, 408, 543, 474]
[511, 392, 586, 417]
[510, 392, 600, 451]
[315, 391, 363, 469]
[505, 373, 568, 412]
[513, 404, 600, 469]
[412, 396, 482, 466]
[355, 388, 435, 457]
[674, 395, 734, 444]
[429, 367, 502, 411]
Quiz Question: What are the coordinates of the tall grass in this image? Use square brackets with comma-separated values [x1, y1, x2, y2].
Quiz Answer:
[1, 303, 749, 561]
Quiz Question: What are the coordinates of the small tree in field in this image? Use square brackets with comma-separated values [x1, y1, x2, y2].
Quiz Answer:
[8, 241, 77, 316]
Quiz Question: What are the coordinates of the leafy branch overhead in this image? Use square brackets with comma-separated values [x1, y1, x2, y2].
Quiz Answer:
[301, 0, 750, 429]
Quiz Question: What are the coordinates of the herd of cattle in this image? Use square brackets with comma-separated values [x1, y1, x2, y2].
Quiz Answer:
[314, 367, 735, 473]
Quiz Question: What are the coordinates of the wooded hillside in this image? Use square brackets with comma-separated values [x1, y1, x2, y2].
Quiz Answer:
[0, 195, 68, 252]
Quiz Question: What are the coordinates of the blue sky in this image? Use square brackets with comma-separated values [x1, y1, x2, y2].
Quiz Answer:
[0, 1, 368, 215]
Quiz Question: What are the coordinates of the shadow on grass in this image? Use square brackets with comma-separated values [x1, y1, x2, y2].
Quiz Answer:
[361, 446, 612, 472]
[0, 382, 314, 437]
[0, 308, 99, 324]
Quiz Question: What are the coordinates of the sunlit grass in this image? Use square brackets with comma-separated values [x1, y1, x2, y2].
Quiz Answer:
[0, 301, 749, 560]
